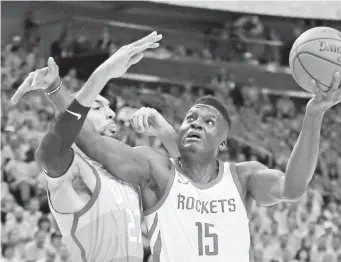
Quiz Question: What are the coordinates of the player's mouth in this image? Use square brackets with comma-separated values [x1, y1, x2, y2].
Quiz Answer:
[106, 124, 117, 134]
[183, 131, 202, 143]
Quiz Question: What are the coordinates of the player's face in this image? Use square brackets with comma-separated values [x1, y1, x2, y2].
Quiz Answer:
[87, 96, 116, 137]
[177, 105, 228, 155]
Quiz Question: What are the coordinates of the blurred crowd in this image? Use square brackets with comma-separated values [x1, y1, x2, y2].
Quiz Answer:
[2, 10, 341, 262]
[50, 14, 316, 72]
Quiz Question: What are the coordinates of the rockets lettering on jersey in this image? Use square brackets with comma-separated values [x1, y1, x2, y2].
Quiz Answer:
[177, 194, 236, 214]
[145, 160, 252, 262]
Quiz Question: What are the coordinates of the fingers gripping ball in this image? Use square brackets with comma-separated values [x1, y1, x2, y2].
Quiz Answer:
[289, 27, 341, 92]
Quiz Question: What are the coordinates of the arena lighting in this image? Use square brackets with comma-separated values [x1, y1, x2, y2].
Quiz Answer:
[148, 0, 341, 20]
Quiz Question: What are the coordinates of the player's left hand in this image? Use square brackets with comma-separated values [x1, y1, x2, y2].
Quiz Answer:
[11, 57, 60, 104]
[129, 107, 172, 137]
[306, 72, 341, 114]
[96, 31, 162, 81]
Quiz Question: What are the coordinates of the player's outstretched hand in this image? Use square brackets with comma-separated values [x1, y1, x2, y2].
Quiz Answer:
[11, 57, 60, 104]
[97, 31, 162, 81]
[130, 107, 171, 137]
[307, 72, 341, 114]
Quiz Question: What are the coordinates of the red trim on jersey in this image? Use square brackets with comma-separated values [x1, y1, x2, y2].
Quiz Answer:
[144, 160, 176, 216]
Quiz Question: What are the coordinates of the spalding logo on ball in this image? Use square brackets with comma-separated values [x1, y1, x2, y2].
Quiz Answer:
[289, 27, 341, 93]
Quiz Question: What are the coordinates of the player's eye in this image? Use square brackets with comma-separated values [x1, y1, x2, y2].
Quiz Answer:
[186, 116, 194, 122]
[92, 107, 100, 111]
[206, 120, 215, 126]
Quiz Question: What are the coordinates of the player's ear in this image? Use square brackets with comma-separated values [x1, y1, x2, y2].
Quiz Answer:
[218, 139, 227, 151]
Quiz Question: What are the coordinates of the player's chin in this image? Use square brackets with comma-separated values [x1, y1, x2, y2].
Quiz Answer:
[181, 138, 204, 150]
[102, 128, 117, 138]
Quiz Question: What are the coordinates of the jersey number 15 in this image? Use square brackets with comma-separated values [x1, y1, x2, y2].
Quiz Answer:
[195, 222, 218, 256]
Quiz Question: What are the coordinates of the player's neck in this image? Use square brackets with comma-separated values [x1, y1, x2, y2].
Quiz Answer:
[179, 154, 218, 184]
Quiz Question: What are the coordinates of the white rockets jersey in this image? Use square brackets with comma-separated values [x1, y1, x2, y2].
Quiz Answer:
[46, 152, 143, 262]
[144, 160, 252, 262]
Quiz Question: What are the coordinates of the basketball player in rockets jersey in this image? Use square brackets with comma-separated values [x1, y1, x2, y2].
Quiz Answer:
[11, 32, 171, 262]
[15, 36, 341, 261]
[69, 71, 341, 262]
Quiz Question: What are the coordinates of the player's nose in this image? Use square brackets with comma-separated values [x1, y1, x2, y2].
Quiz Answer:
[106, 108, 116, 120]
[190, 121, 203, 130]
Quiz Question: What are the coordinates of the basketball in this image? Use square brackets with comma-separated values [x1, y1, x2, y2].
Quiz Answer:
[289, 27, 341, 92]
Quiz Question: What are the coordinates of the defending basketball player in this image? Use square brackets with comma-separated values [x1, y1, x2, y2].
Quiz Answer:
[13, 35, 341, 261]
[11, 32, 173, 262]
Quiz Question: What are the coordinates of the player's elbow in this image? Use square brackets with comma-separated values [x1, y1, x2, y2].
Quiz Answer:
[35, 145, 53, 170]
[282, 186, 307, 203]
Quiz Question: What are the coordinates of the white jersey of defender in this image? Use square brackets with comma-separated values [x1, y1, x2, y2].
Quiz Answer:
[46, 152, 143, 262]
[145, 160, 252, 262]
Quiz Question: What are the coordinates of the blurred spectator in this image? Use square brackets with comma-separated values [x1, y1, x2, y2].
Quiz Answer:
[261, 28, 281, 69]
[72, 36, 92, 55]
[58, 245, 71, 262]
[109, 42, 119, 55]
[23, 230, 48, 262]
[22, 11, 40, 51]
[4, 206, 33, 243]
[37, 215, 52, 233]
[1, 242, 23, 262]
[37, 248, 57, 262]
[6, 228, 26, 259]
[62, 68, 81, 92]
[49, 232, 62, 253]
[51, 24, 73, 58]
[97, 27, 112, 51]
[281, 19, 305, 66]
[293, 248, 310, 262]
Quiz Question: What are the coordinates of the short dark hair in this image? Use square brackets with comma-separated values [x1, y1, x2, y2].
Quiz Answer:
[51, 231, 62, 241]
[193, 95, 231, 129]
[37, 215, 51, 230]
[2, 243, 15, 256]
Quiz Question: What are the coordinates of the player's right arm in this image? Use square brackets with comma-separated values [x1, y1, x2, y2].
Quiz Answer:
[34, 98, 96, 213]
[59, 32, 168, 187]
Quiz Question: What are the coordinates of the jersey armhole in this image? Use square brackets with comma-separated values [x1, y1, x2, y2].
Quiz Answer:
[46, 153, 102, 216]
[143, 159, 175, 216]
[230, 163, 252, 220]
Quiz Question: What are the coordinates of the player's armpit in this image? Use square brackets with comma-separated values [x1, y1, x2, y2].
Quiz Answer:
[242, 161, 290, 206]
[44, 155, 96, 213]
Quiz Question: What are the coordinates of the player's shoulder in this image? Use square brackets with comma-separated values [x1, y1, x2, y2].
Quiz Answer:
[235, 161, 268, 173]
[230, 161, 269, 198]
[234, 161, 268, 181]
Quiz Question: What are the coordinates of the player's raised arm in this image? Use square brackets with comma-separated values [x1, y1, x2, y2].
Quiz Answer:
[244, 72, 341, 206]
[12, 31, 164, 186]
[129, 107, 180, 158]
[71, 32, 165, 185]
